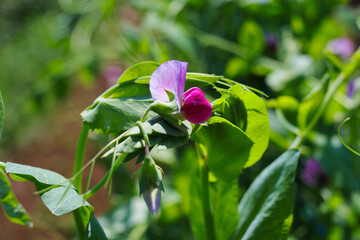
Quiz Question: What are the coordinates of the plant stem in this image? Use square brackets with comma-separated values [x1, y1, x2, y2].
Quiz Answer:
[73, 125, 90, 194]
[83, 153, 126, 199]
[200, 164, 216, 240]
[289, 48, 360, 149]
[73, 209, 86, 240]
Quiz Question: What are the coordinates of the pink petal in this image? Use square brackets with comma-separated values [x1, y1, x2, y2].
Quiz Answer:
[149, 60, 188, 112]
[182, 87, 212, 124]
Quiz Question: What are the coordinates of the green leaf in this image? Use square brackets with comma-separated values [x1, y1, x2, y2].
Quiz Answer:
[86, 215, 108, 240]
[212, 181, 240, 240]
[81, 97, 156, 135]
[237, 20, 264, 59]
[117, 61, 159, 84]
[0, 169, 32, 227]
[213, 84, 269, 168]
[0, 90, 4, 139]
[189, 177, 239, 240]
[6, 162, 93, 218]
[192, 116, 254, 182]
[232, 150, 300, 240]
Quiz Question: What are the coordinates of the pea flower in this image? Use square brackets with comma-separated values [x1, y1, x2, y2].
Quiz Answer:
[149, 60, 212, 124]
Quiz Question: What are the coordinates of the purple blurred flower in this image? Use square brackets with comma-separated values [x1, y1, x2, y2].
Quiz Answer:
[301, 158, 328, 188]
[150, 60, 212, 124]
[328, 37, 356, 59]
[143, 186, 162, 215]
[347, 79, 357, 98]
[102, 65, 123, 87]
[265, 33, 277, 52]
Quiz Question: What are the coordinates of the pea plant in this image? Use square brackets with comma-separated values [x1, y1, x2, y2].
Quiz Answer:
[0, 47, 360, 239]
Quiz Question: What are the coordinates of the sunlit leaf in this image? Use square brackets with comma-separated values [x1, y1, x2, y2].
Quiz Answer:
[117, 61, 159, 84]
[213, 84, 269, 168]
[192, 116, 254, 181]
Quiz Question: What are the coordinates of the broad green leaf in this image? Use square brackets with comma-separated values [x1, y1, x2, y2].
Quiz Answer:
[192, 116, 254, 182]
[6, 162, 93, 218]
[0, 91, 4, 139]
[0, 169, 32, 227]
[232, 150, 300, 240]
[86, 215, 108, 240]
[117, 61, 159, 83]
[213, 84, 269, 168]
[237, 20, 264, 59]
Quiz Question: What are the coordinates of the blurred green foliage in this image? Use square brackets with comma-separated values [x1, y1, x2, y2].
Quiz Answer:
[1, 0, 360, 239]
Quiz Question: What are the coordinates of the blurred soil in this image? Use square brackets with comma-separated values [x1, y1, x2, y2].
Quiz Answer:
[0, 79, 112, 240]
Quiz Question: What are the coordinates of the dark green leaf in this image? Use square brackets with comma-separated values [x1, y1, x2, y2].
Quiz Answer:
[0, 169, 32, 227]
[192, 116, 253, 181]
[232, 150, 300, 240]
[81, 97, 156, 135]
[213, 84, 269, 168]
[0, 91, 4, 139]
[86, 215, 108, 240]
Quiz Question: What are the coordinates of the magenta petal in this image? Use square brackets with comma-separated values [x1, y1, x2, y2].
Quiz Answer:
[150, 60, 188, 112]
[182, 87, 212, 124]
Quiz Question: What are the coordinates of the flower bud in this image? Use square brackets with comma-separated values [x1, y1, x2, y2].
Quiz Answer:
[138, 155, 164, 214]
[181, 87, 212, 124]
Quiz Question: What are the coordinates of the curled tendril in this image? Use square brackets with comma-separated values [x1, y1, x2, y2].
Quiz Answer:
[338, 117, 360, 157]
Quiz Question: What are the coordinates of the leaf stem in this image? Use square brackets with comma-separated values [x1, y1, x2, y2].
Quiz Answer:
[73, 125, 90, 194]
[196, 143, 216, 240]
[83, 153, 126, 199]
[73, 209, 86, 240]
[200, 164, 216, 240]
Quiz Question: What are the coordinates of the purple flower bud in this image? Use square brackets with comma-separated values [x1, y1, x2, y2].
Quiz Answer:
[142, 185, 162, 215]
[301, 158, 328, 188]
[328, 37, 356, 59]
[182, 87, 213, 124]
[149, 60, 212, 124]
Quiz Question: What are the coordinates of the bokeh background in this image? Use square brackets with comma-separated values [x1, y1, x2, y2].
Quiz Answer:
[1, 0, 360, 239]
